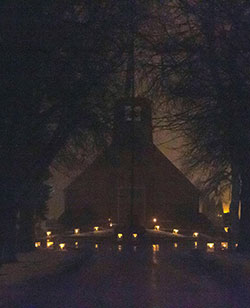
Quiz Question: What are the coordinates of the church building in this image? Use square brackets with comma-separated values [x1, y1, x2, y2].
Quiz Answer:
[63, 98, 199, 227]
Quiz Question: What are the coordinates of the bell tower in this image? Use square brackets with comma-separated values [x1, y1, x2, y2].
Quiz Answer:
[112, 97, 153, 151]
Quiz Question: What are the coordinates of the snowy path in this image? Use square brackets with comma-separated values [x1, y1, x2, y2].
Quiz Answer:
[1, 243, 250, 308]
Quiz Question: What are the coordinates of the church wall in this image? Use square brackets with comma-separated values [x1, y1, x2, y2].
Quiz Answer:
[64, 145, 199, 227]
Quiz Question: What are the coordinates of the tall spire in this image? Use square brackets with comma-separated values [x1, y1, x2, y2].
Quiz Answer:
[124, 0, 135, 99]
[122, 1, 137, 226]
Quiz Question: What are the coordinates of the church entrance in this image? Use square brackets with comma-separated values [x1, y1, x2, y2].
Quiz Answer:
[117, 187, 146, 225]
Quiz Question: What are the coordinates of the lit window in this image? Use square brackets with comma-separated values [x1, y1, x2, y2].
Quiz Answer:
[152, 244, 159, 252]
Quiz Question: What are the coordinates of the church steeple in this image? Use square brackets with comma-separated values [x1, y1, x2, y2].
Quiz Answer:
[112, 97, 153, 150]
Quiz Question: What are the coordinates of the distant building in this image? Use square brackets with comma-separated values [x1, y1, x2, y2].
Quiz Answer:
[63, 98, 199, 227]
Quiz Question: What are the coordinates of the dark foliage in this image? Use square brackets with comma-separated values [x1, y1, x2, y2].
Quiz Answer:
[150, 0, 250, 250]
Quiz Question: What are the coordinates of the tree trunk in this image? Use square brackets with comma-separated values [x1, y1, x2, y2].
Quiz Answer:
[238, 171, 250, 252]
[0, 207, 18, 263]
[18, 206, 35, 253]
[229, 163, 241, 248]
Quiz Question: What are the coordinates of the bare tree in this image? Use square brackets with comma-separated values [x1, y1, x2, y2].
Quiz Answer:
[0, 0, 127, 262]
[146, 0, 250, 250]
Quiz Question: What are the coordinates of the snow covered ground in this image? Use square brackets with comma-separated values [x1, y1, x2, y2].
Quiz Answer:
[0, 248, 88, 290]
[2, 243, 250, 307]
[69, 229, 114, 238]
[2, 233, 250, 307]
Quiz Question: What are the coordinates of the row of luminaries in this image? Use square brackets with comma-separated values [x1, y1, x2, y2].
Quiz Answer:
[44, 216, 230, 238]
[34, 238, 231, 253]
[46, 226, 201, 237]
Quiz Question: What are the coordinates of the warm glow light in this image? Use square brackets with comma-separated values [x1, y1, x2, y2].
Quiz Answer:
[152, 244, 159, 252]
[118, 245, 122, 252]
[47, 241, 54, 248]
[109, 223, 113, 227]
[108, 218, 111, 222]
[132, 233, 138, 239]
[221, 242, 228, 250]
[117, 233, 123, 239]
[153, 218, 157, 223]
[154, 225, 160, 231]
[46, 231, 52, 237]
[59, 243, 66, 250]
[95, 244, 98, 249]
[193, 232, 199, 238]
[94, 226, 99, 231]
[75, 241, 79, 248]
[74, 228, 80, 235]
[224, 227, 229, 233]
[173, 229, 179, 235]
[174, 243, 178, 248]
[223, 202, 230, 214]
[35, 241, 41, 248]
[207, 243, 215, 252]
[194, 241, 198, 248]
[235, 243, 238, 248]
